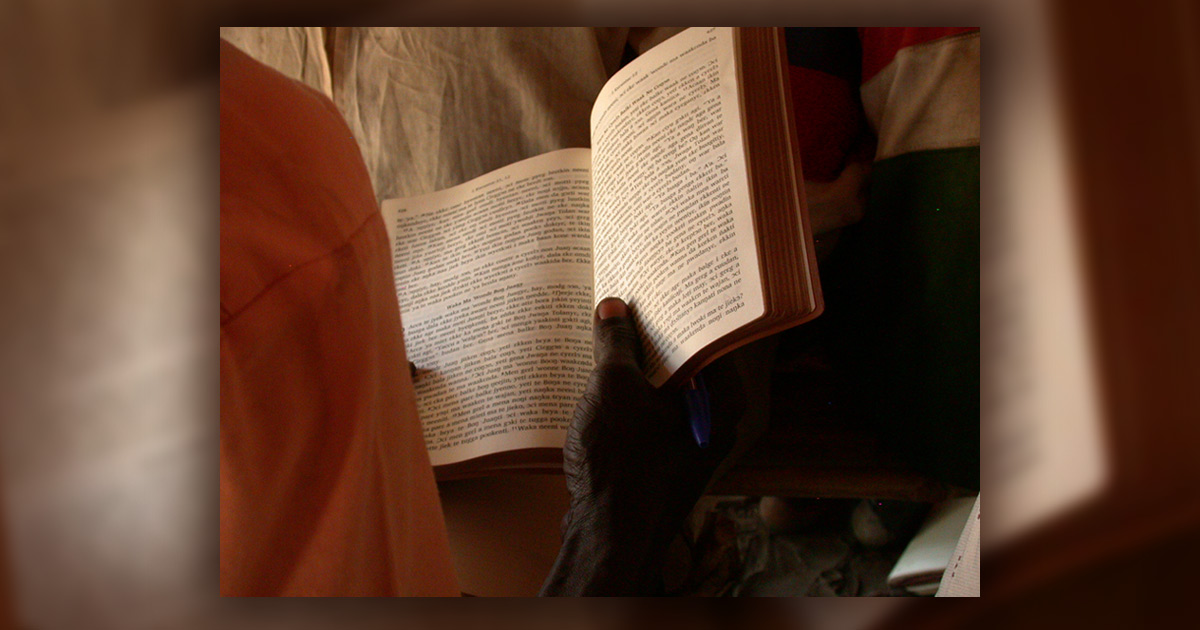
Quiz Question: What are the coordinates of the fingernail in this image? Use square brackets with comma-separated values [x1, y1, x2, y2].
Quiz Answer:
[597, 297, 628, 320]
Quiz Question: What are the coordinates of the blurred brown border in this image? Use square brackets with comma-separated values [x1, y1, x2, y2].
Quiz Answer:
[886, 0, 1200, 625]
[4, 0, 1199, 624]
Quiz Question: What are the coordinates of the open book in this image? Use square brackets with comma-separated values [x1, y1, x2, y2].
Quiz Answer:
[381, 27, 822, 478]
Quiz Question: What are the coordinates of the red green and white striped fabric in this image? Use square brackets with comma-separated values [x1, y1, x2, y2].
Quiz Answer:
[787, 28, 981, 491]
[860, 28, 980, 161]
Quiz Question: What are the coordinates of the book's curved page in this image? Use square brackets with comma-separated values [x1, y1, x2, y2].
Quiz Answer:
[590, 27, 765, 387]
[381, 149, 594, 466]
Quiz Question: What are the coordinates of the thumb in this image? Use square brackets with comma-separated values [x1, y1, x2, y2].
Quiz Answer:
[592, 297, 642, 369]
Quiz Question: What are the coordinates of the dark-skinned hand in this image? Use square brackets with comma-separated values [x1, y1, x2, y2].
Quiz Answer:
[540, 297, 745, 595]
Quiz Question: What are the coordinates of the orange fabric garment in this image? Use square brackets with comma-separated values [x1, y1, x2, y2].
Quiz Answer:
[219, 39, 458, 596]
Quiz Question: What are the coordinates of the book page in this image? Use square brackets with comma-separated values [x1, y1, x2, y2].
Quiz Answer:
[590, 27, 765, 387]
[936, 495, 981, 597]
[381, 149, 594, 466]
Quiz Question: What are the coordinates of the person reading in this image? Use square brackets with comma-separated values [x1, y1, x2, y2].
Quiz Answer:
[220, 37, 745, 596]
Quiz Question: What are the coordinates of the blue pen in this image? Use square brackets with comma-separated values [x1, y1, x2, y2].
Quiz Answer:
[684, 373, 711, 448]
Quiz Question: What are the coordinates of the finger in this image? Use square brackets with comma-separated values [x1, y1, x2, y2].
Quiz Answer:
[592, 297, 642, 369]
